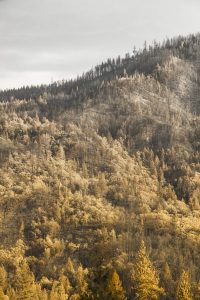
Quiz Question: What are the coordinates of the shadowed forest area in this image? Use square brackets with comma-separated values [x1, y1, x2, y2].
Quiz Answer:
[0, 33, 200, 299]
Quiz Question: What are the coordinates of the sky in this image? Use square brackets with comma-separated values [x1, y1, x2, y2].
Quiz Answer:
[0, 0, 200, 90]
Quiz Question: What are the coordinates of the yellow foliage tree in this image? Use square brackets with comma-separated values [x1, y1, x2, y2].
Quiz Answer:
[0, 289, 9, 300]
[49, 281, 68, 300]
[14, 261, 37, 300]
[105, 269, 127, 300]
[0, 266, 7, 291]
[132, 241, 164, 300]
[6, 287, 16, 300]
[176, 271, 192, 300]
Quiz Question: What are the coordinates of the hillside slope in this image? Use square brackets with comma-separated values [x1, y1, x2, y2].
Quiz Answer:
[0, 34, 200, 299]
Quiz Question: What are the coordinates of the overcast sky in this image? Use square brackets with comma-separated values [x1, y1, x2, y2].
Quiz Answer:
[0, 0, 200, 89]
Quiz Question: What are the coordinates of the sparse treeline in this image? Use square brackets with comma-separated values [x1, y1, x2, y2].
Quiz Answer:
[0, 33, 200, 102]
[0, 34, 199, 299]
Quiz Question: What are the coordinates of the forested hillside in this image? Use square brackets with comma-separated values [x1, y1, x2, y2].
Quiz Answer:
[0, 33, 200, 299]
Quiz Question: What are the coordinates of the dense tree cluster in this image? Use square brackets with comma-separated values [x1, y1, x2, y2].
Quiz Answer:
[0, 34, 199, 299]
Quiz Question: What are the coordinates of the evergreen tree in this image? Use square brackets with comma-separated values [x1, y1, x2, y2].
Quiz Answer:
[0, 288, 8, 300]
[14, 261, 37, 300]
[105, 269, 127, 300]
[176, 271, 192, 300]
[0, 266, 8, 299]
[0, 266, 7, 291]
[7, 287, 16, 300]
[49, 281, 67, 300]
[72, 266, 92, 300]
[162, 262, 174, 299]
[132, 241, 164, 300]
[59, 273, 72, 295]
[35, 283, 48, 300]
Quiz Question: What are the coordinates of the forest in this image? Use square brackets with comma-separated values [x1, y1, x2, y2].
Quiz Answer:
[0, 33, 199, 299]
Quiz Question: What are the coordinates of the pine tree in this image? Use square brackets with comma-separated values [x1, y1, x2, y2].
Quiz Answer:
[35, 283, 48, 300]
[162, 262, 174, 300]
[176, 271, 192, 300]
[132, 241, 164, 300]
[6, 286, 16, 300]
[0, 266, 8, 299]
[14, 261, 37, 300]
[105, 269, 127, 300]
[72, 266, 92, 300]
[0, 266, 7, 290]
[0, 288, 9, 300]
[49, 281, 67, 300]
[92, 267, 126, 300]
[59, 273, 72, 295]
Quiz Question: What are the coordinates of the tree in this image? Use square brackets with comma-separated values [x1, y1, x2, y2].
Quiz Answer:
[14, 261, 37, 300]
[35, 284, 48, 300]
[71, 266, 92, 300]
[0, 266, 8, 300]
[59, 273, 72, 295]
[161, 262, 175, 300]
[91, 267, 126, 300]
[0, 266, 7, 292]
[105, 269, 127, 300]
[49, 281, 68, 300]
[132, 241, 164, 300]
[6, 287, 16, 300]
[176, 271, 192, 300]
[0, 288, 9, 300]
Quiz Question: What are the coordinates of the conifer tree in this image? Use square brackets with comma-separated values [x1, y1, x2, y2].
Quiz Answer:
[105, 269, 127, 300]
[72, 266, 92, 300]
[0, 266, 7, 291]
[0, 266, 8, 299]
[161, 262, 175, 300]
[35, 283, 48, 300]
[49, 281, 67, 300]
[0, 288, 9, 300]
[176, 271, 192, 300]
[132, 241, 164, 300]
[14, 261, 37, 300]
[7, 287, 16, 300]
[59, 273, 72, 295]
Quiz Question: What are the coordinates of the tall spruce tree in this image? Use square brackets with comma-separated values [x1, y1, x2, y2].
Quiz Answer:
[132, 241, 164, 300]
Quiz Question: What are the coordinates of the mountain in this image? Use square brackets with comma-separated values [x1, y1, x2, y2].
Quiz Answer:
[0, 33, 200, 299]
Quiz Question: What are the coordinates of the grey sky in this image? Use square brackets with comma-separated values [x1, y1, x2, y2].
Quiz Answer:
[0, 0, 200, 89]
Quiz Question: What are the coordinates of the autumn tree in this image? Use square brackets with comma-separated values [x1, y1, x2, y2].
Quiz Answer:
[132, 241, 164, 300]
